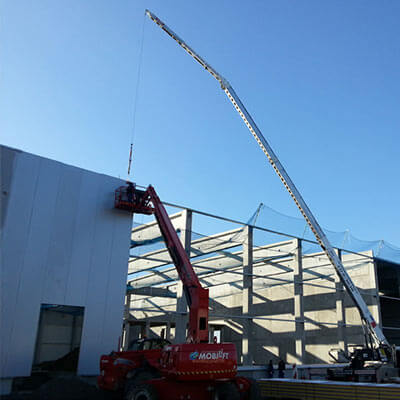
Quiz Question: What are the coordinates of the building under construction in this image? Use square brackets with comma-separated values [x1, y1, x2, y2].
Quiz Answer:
[1, 144, 400, 397]
[124, 205, 400, 366]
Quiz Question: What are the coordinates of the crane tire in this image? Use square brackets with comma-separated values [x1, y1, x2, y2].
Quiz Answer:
[246, 378, 261, 400]
[215, 382, 240, 400]
[129, 383, 159, 400]
[124, 371, 158, 400]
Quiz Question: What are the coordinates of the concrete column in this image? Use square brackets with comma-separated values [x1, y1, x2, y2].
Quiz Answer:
[122, 322, 132, 350]
[175, 209, 192, 343]
[242, 225, 253, 365]
[33, 310, 45, 364]
[145, 321, 150, 338]
[209, 325, 215, 343]
[335, 249, 348, 354]
[293, 238, 305, 363]
[370, 259, 382, 327]
[122, 294, 132, 350]
[166, 322, 171, 341]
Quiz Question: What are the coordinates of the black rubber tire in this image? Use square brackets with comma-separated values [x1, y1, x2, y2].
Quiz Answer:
[124, 371, 158, 400]
[246, 378, 261, 400]
[130, 383, 159, 400]
[215, 382, 240, 400]
[98, 388, 122, 400]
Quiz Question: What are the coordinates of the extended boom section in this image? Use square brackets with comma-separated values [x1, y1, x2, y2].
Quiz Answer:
[145, 9, 389, 351]
[107, 185, 254, 399]
[120, 184, 209, 343]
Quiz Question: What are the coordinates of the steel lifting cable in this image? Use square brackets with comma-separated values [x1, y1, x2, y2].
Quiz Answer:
[127, 13, 146, 177]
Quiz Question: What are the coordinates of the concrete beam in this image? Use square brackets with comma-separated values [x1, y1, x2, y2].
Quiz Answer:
[129, 240, 295, 287]
[127, 286, 177, 298]
[128, 228, 245, 273]
[131, 211, 183, 243]
[129, 260, 295, 290]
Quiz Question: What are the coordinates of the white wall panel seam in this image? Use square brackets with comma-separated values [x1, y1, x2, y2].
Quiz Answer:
[39, 163, 63, 305]
[77, 177, 102, 371]
[2, 153, 40, 376]
[42, 166, 74, 304]
[83, 179, 102, 306]
[10, 158, 64, 375]
[78, 175, 111, 374]
[100, 215, 117, 347]
[64, 173, 98, 307]
[61, 170, 84, 305]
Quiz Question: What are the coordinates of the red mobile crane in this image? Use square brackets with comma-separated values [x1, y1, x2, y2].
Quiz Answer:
[99, 185, 258, 400]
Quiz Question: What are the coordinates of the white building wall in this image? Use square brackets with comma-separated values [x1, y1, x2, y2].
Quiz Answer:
[0, 145, 132, 377]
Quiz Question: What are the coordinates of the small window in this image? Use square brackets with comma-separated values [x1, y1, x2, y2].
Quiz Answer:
[128, 340, 141, 351]
[213, 329, 221, 343]
[199, 317, 207, 331]
[142, 341, 151, 350]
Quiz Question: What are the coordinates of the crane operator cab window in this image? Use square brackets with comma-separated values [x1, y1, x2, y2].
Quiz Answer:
[127, 338, 171, 352]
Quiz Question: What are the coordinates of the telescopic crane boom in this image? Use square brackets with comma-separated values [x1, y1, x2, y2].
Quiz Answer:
[109, 186, 250, 399]
[116, 184, 209, 343]
[145, 9, 389, 350]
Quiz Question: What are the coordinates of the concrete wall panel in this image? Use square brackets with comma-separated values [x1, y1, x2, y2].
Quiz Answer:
[101, 217, 132, 354]
[1, 146, 18, 228]
[1, 146, 132, 378]
[65, 173, 100, 306]
[42, 166, 82, 305]
[77, 173, 131, 375]
[1, 152, 41, 376]
[6, 157, 62, 376]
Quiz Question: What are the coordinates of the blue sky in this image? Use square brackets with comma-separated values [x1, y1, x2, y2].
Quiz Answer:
[1, 1, 399, 245]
